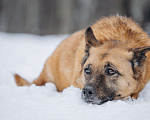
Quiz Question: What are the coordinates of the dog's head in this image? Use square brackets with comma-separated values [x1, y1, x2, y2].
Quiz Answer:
[81, 27, 150, 105]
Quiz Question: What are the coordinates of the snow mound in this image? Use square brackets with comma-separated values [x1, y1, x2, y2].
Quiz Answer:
[0, 33, 150, 120]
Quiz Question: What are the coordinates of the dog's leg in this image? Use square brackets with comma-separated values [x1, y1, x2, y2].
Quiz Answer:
[32, 70, 47, 86]
[14, 57, 55, 86]
[131, 93, 139, 99]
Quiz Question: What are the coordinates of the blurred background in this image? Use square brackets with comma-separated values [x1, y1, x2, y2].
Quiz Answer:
[0, 0, 150, 35]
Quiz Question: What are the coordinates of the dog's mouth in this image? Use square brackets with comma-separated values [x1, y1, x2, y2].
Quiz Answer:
[82, 96, 112, 105]
[81, 89, 115, 105]
[83, 99, 107, 105]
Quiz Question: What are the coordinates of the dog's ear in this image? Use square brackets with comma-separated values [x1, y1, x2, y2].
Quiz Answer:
[85, 27, 102, 47]
[81, 27, 102, 67]
[130, 46, 150, 78]
[131, 46, 150, 66]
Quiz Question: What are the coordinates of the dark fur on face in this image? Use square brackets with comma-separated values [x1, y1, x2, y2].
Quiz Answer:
[82, 62, 120, 104]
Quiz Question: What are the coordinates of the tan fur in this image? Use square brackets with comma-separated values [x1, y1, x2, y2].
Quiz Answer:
[14, 74, 31, 86]
[15, 16, 150, 100]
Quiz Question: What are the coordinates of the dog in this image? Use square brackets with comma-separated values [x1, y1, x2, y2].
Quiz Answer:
[15, 16, 150, 105]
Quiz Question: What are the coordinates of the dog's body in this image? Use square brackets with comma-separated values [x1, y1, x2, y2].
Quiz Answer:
[15, 16, 150, 104]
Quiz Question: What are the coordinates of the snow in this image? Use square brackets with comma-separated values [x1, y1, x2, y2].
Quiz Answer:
[0, 32, 150, 120]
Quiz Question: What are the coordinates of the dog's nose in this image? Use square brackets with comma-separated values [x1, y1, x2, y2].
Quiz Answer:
[82, 86, 95, 98]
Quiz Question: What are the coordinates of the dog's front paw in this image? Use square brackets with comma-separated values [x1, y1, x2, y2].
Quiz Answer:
[131, 93, 138, 99]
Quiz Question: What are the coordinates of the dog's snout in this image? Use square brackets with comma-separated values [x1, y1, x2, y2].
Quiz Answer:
[82, 86, 95, 97]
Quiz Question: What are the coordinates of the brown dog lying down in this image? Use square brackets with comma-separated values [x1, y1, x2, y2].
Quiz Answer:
[15, 16, 150, 105]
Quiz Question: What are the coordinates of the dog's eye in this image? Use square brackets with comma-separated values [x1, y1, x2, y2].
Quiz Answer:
[105, 68, 116, 76]
[84, 68, 91, 74]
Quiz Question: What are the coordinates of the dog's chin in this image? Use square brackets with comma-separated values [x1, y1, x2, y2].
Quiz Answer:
[83, 99, 109, 105]
[82, 95, 110, 105]
[81, 92, 115, 105]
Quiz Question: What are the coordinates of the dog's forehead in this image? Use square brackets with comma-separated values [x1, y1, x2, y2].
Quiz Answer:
[88, 47, 133, 67]
[91, 46, 132, 58]
[105, 48, 133, 59]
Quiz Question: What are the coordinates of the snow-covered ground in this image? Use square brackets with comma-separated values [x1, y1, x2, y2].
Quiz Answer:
[0, 32, 150, 120]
